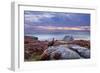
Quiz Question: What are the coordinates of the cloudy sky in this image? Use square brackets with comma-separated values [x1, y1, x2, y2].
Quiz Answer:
[24, 11, 90, 34]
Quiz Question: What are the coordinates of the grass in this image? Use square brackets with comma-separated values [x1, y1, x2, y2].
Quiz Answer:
[31, 52, 42, 61]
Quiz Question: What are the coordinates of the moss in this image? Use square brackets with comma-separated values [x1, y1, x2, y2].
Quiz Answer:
[31, 52, 41, 61]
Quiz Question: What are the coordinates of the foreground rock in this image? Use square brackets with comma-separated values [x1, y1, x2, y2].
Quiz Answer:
[68, 45, 90, 58]
[40, 45, 81, 60]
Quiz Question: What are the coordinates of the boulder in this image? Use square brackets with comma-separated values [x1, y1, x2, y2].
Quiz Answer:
[68, 45, 90, 58]
[50, 46, 80, 59]
[40, 45, 81, 60]
[63, 35, 74, 41]
[79, 49, 90, 58]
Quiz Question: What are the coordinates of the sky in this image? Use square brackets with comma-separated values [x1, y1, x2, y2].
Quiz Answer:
[24, 11, 90, 34]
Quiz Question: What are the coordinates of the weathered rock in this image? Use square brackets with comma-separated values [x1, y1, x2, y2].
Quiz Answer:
[63, 35, 74, 41]
[40, 45, 81, 60]
[68, 45, 90, 58]
[50, 46, 80, 59]
[79, 49, 90, 58]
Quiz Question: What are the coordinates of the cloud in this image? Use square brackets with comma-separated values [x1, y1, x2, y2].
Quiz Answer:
[24, 11, 90, 29]
[78, 26, 90, 30]
[32, 25, 90, 31]
[24, 12, 55, 23]
[64, 13, 81, 21]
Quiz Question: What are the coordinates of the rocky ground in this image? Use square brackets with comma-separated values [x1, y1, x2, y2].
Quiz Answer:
[24, 36, 90, 61]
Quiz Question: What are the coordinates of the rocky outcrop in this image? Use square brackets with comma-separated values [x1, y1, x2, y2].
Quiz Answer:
[50, 46, 81, 59]
[68, 45, 90, 58]
[40, 44, 90, 60]
[40, 45, 81, 60]
[63, 35, 74, 41]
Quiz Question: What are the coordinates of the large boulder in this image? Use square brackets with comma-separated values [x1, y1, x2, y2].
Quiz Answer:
[63, 35, 74, 41]
[40, 45, 81, 60]
[51, 46, 81, 59]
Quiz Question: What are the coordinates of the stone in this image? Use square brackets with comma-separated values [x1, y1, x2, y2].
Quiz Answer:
[63, 35, 74, 41]
[40, 45, 81, 60]
[68, 44, 90, 58]
[50, 46, 80, 59]
[79, 49, 90, 58]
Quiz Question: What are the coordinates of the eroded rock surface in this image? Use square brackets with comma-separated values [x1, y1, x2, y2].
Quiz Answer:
[40, 45, 90, 60]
